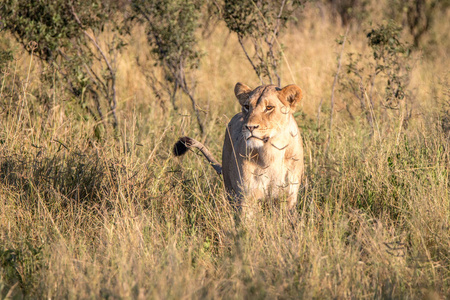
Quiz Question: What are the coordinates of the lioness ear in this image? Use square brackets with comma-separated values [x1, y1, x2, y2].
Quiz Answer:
[234, 82, 252, 106]
[278, 85, 302, 111]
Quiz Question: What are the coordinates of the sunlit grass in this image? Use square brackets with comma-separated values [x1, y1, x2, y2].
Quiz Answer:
[0, 4, 449, 298]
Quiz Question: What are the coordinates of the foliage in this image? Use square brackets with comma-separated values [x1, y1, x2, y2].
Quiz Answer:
[341, 20, 413, 136]
[0, 243, 44, 296]
[131, 0, 205, 135]
[0, 0, 124, 135]
[0, 50, 13, 71]
[366, 21, 411, 108]
[386, 0, 450, 47]
[439, 74, 450, 136]
[223, 0, 303, 86]
[326, 0, 370, 26]
[0, 36, 14, 79]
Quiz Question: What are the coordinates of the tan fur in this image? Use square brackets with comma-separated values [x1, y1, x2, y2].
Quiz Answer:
[174, 82, 304, 212]
[223, 83, 304, 211]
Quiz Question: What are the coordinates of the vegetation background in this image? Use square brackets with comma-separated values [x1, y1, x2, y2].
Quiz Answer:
[0, 0, 449, 298]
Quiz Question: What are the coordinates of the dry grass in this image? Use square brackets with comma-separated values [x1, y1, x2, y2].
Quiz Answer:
[1, 3, 449, 299]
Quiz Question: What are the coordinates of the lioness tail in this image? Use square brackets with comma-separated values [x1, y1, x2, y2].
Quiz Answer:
[173, 137, 222, 175]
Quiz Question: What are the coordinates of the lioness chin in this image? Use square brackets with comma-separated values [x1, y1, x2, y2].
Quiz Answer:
[174, 82, 304, 213]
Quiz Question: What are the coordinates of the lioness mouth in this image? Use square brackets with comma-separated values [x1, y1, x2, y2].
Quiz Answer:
[247, 136, 269, 143]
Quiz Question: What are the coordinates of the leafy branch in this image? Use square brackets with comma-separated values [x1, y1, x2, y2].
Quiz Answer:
[131, 0, 205, 135]
[223, 0, 303, 86]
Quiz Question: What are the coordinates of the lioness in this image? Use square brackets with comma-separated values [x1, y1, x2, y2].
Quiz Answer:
[174, 83, 304, 211]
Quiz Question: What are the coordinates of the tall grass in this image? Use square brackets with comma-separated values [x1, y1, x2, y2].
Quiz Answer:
[1, 4, 449, 298]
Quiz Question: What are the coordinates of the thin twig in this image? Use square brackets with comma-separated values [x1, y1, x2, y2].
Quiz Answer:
[317, 98, 323, 128]
[238, 35, 263, 84]
[326, 27, 349, 158]
[252, 0, 295, 85]
[271, 0, 287, 45]
[180, 75, 204, 135]
[71, 5, 118, 131]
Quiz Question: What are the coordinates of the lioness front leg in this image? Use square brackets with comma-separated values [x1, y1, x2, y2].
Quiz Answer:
[286, 184, 300, 210]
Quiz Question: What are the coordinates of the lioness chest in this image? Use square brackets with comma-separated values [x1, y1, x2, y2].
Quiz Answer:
[222, 113, 303, 207]
[240, 153, 297, 199]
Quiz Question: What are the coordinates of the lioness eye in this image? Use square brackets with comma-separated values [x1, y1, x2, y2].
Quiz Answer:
[243, 105, 250, 111]
[266, 106, 274, 111]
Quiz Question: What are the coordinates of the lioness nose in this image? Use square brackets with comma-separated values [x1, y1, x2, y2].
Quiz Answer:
[245, 124, 259, 132]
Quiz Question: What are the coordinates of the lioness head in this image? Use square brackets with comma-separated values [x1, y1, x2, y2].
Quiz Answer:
[234, 83, 303, 149]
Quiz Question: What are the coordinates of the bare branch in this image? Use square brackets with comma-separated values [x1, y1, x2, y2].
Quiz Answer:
[238, 35, 263, 84]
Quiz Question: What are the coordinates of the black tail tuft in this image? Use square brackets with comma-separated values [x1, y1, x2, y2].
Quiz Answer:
[173, 137, 194, 156]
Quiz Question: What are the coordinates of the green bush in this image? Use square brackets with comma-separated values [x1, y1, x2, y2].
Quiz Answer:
[223, 0, 303, 86]
[341, 20, 413, 136]
[131, 0, 205, 134]
[0, 0, 124, 135]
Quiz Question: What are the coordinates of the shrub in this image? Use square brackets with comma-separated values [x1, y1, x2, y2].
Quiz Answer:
[131, 0, 205, 135]
[223, 0, 303, 86]
[0, 0, 124, 135]
[386, 0, 449, 48]
[340, 20, 413, 136]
